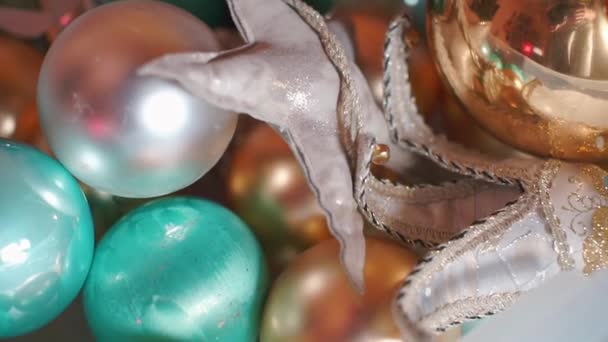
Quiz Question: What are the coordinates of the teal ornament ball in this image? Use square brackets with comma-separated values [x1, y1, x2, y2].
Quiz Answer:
[0, 140, 94, 338]
[84, 197, 268, 342]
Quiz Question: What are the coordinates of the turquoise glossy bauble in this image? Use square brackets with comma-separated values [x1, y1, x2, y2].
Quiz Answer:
[0, 140, 94, 338]
[84, 197, 268, 342]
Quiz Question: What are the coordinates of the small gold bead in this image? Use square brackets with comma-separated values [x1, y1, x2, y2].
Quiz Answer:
[371, 144, 390, 165]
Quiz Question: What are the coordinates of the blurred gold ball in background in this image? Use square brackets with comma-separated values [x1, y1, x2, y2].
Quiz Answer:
[227, 123, 331, 276]
[260, 237, 461, 342]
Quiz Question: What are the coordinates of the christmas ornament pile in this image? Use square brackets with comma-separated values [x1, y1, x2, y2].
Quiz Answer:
[1, 0, 608, 341]
[141, 0, 608, 340]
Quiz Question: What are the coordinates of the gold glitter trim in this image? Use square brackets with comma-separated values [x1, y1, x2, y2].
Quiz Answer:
[582, 165, 608, 198]
[578, 165, 608, 274]
[538, 160, 575, 270]
[583, 204, 608, 274]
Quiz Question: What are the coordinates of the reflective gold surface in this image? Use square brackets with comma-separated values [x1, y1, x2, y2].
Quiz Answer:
[428, 0, 608, 161]
[227, 123, 331, 276]
[441, 90, 533, 159]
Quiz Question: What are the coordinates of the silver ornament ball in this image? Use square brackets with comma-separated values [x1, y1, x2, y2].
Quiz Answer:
[38, 0, 237, 198]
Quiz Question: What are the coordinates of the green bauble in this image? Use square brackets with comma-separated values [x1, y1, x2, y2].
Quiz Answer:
[84, 197, 268, 342]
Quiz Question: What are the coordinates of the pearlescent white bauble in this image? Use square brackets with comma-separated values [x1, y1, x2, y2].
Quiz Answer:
[38, 0, 237, 198]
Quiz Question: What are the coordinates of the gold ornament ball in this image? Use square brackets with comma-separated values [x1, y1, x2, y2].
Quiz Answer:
[428, 0, 608, 161]
[260, 237, 460, 342]
[227, 123, 331, 276]
[441, 89, 532, 159]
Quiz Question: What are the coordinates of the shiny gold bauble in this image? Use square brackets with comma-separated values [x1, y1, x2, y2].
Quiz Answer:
[227, 123, 331, 276]
[260, 237, 460, 342]
[0, 33, 44, 144]
[441, 89, 533, 159]
[428, 0, 608, 161]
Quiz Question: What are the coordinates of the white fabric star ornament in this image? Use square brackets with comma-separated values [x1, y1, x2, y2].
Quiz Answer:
[141, 0, 375, 289]
[140, 0, 513, 289]
[140, 0, 514, 292]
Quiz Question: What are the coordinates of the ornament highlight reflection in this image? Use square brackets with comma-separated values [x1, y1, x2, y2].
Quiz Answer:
[0, 140, 94, 338]
[428, 0, 608, 160]
[84, 197, 268, 342]
[38, 0, 237, 198]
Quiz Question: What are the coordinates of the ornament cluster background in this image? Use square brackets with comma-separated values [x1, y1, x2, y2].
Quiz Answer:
[0, 0, 443, 341]
[2, 0, 608, 341]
